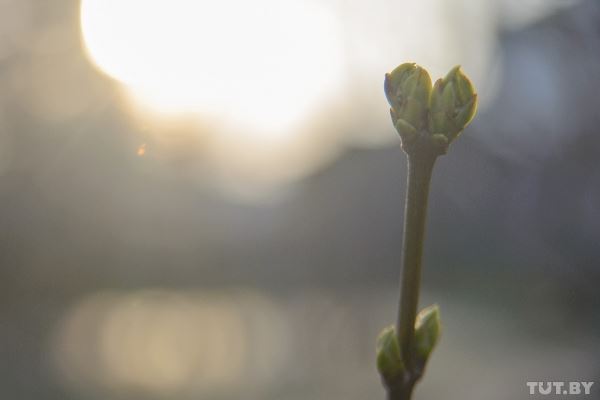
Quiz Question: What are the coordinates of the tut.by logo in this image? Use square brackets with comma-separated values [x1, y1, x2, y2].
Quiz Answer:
[527, 382, 594, 395]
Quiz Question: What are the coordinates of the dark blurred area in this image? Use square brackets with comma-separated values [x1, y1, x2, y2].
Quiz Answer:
[0, 0, 599, 399]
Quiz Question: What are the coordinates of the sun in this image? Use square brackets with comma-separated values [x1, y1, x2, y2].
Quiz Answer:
[80, 0, 345, 137]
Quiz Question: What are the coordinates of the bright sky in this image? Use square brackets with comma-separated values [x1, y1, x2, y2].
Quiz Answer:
[78, 0, 578, 198]
[80, 0, 345, 139]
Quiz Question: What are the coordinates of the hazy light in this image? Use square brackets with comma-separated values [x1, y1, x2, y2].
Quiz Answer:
[136, 143, 147, 156]
[51, 289, 291, 396]
[80, 0, 344, 137]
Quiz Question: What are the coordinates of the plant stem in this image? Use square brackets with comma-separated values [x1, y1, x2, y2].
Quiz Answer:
[387, 379, 417, 400]
[392, 142, 439, 400]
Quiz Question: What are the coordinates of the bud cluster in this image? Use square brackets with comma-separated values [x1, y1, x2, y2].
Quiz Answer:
[376, 305, 441, 390]
[384, 63, 477, 150]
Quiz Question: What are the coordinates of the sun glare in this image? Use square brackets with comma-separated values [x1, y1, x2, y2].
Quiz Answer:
[80, 0, 344, 137]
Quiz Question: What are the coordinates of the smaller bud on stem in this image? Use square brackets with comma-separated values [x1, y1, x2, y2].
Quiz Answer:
[413, 304, 441, 374]
[376, 306, 441, 398]
[376, 325, 405, 386]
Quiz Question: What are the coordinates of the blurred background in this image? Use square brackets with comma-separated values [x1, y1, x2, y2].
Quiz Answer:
[0, 0, 599, 399]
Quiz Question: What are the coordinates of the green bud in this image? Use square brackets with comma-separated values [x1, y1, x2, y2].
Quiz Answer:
[385, 63, 432, 143]
[413, 304, 441, 370]
[376, 325, 405, 384]
[441, 82, 457, 114]
[428, 66, 477, 142]
[431, 134, 449, 147]
[394, 119, 418, 142]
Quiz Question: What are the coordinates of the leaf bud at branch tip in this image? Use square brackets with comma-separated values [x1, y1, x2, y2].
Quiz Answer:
[384, 63, 432, 146]
[384, 63, 478, 152]
[428, 66, 477, 143]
